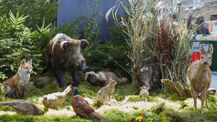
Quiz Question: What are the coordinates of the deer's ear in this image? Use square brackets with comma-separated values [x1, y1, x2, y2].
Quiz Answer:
[199, 45, 206, 54]
[208, 44, 213, 54]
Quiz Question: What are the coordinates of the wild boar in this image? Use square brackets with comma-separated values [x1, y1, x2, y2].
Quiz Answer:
[138, 64, 161, 90]
[45, 33, 88, 87]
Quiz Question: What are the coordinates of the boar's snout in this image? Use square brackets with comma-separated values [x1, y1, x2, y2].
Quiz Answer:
[76, 59, 86, 70]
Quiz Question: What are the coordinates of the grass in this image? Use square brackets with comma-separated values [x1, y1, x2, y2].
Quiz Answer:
[0, 75, 141, 122]
[127, 96, 147, 102]
[0, 114, 93, 122]
[159, 104, 217, 122]
[151, 103, 165, 114]
[115, 84, 139, 101]
[0, 75, 217, 121]
[0, 109, 162, 122]
[151, 89, 187, 102]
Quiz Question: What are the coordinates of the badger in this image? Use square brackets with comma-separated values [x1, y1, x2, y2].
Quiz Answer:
[85, 71, 127, 87]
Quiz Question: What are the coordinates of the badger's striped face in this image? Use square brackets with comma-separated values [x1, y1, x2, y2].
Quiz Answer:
[85, 72, 97, 81]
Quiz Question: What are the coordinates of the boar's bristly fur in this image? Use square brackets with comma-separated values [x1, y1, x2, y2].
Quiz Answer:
[45, 33, 88, 87]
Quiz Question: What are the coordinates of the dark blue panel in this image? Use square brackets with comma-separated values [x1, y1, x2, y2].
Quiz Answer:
[57, 0, 126, 41]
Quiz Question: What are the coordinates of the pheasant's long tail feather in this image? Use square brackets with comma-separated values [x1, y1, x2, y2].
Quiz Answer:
[90, 112, 113, 122]
[63, 85, 72, 95]
[0, 102, 12, 106]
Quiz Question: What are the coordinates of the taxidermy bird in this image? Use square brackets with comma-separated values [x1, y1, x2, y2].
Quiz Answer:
[43, 85, 72, 109]
[71, 88, 113, 122]
[0, 100, 44, 115]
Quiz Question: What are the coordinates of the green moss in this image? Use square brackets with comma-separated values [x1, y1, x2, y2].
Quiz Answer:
[179, 101, 188, 110]
[204, 120, 214, 122]
[3, 75, 217, 122]
[147, 96, 158, 102]
[103, 109, 133, 122]
[114, 94, 125, 101]
[0, 106, 13, 112]
[151, 89, 186, 102]
[0, 114, 92, 122]
[115, 84, 139, 97]
[131, 110, 146, 116]
[168, 94, 186, 101]
[151, 103, 165, 114]
[127, 96, 147, 102]
[133, 106, 138, 110]
[77, 81, 101, 98]
[0, 98, 18, 111]
[160, 106, 217, 122]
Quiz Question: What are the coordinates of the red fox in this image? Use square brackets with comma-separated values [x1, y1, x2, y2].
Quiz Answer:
[3, 59, 33, 98]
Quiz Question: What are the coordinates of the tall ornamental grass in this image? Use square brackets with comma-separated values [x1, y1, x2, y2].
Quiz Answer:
[107, 0, 198, 86]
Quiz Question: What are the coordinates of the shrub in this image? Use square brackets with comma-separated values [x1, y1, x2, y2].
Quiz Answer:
[0, 72, 6, 81]
[77, 0, 103, 41]
[0, 0, 58, 28]
[0, 11, 53, 78]
[54, 21, 80, 39]
[83, 40, 131, 79]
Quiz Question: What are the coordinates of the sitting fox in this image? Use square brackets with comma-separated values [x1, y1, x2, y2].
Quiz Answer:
[3, 59, 33, 98]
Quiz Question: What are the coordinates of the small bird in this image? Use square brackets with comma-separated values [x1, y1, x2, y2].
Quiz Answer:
[0, 100, 44, 115]
[71, 88, 113, 122]
[43, 85, 72, 109]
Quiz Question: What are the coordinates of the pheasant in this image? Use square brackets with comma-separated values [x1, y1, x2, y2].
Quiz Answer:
[0, 100, 44, 115]
[71, 88, 113, 122]
[43, 85, 71, 109]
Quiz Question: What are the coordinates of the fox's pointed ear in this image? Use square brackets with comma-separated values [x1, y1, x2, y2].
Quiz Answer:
[199, 45, 206, 54]
[21, 59, 26, 65]
[28, 59, 32, 65]
[208, 44, 213, 54]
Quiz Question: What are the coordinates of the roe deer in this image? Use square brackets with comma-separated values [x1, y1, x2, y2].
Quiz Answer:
[187, 44, 213, 115]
